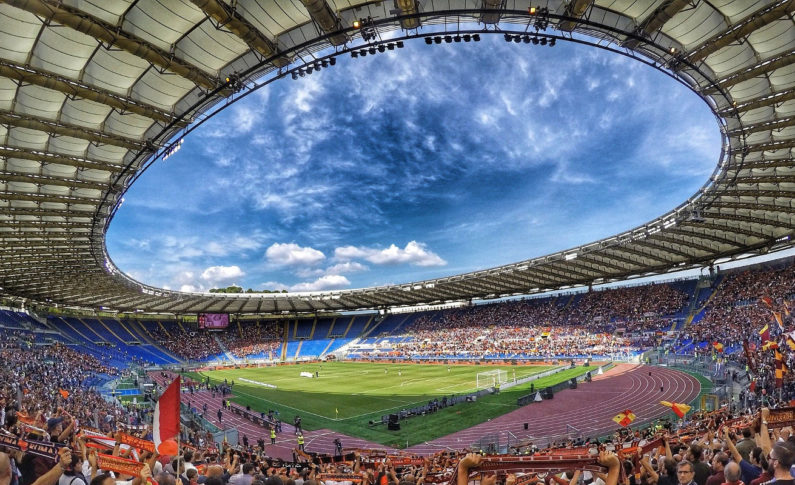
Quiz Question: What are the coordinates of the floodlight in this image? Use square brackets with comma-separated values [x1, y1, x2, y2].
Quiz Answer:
[378, 44, 385, 52]
[444, 35, 452, 43]
[540, 37, 547, 45]
[353, 19, 361, 28]
[473, 34, 480, 41]
[396, 41, 404, 48]
[504, 33, 511, 42]
[532, 37, 539, 44]
[454, 35, 461, 42]
[351, 50, 358, 57]
[463, 34, 471, 42]
[425, 37, 432, 44]
[369, 47, 376, 54]
[549, 38, 556, 46]
[529, 6, 537, 14]
[434, 36, 442, 44]
[329, 57, 336, 65]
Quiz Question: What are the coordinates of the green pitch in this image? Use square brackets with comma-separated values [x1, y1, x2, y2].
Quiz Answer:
[189, 362, 593, 447]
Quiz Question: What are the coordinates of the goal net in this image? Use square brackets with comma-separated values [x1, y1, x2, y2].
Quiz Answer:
[476, 369, 508, 389]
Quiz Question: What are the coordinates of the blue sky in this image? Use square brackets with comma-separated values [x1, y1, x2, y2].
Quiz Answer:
[106, 35, 721, 293]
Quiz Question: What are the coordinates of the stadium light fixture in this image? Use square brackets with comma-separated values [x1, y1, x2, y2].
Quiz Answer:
[473, 34, 480, 41]
[549, 38, 556, 46]
[529, 6, 537, 14]
[353, 19, 362, 29]
[463, 34, 471, 42]
[564, 253, 578, 261]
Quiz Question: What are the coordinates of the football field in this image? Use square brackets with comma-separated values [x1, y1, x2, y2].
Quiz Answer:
[190, 361, 593, 445]
[195, 361, 550, 420]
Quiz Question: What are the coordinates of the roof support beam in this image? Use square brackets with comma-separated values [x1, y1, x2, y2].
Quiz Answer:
[298, 0, 348, 44]
[0, 145, 125, 172]
[685, 0, 795, 64]
[710, 201, 795, 214]
[0, 109, 144, 150]
[187, 0, 291, 66]
[680, 220, 770, 240]
[718, 88, 795, 115]
[744, 139, 795, 154]
[2, 0, 219, 91]
[623, 0, 690, 48]
[0, 191, 102, 204]
[711, 52, 795, 91]
[732, 158, 795, 170]
[703, 211, 795, 232]
[727, 117, 795, 136]
[633, 239, 692, 259]
[0, 59, 180, 125]
[577, 254, 630, 273]
[0, 171, 107, 191]
[558, 0, 592, 32]
[667, 227, 744, 248]
[608, 245, 670, 264]
[649, 234, 723, 255]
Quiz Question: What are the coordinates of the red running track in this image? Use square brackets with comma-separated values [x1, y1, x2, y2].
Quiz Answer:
[150, 364, 699, 460]
[406, 364, 700, 455]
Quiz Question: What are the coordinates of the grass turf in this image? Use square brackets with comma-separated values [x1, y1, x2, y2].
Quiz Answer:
[187, 362, 594, 447]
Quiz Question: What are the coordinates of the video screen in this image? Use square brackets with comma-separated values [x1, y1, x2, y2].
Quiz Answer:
[198, 313, 229, 329]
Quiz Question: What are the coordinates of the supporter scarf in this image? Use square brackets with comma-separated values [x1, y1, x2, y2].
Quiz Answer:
[319, 474, 363, 483]
[119, 433, 156, 453]
[96, 454, 144, 477]
[444, 454, 606, 485]
[767, 406, 795, 428]
[0, 434, 62, 460]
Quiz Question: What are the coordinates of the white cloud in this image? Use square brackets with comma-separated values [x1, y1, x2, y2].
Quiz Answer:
[335, 241, 446, 267]
[325, 261, 368, 274]
[289, 274, 351, 292]
[233, 105, 258, 132]
[266, 242, 326, 266]
[200, 265, 245, 285]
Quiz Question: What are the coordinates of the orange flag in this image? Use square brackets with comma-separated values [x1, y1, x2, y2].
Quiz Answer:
[660, 401, 691, 419]
[59, 389, 69, 399]
[612, 410, 636, 427]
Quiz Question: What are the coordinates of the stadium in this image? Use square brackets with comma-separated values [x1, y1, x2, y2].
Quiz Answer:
[0, 1, 794, 485]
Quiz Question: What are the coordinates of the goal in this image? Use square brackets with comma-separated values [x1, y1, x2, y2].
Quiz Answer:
[476, 369, 508, 389]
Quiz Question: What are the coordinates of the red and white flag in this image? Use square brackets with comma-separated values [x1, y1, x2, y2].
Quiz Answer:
[153, 376, 181, 454]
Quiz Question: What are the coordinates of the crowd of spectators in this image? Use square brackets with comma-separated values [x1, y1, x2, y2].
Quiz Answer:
[149, 327, 223, 362]
[218, 321, 281, 359]
[360, 283, 689, 359]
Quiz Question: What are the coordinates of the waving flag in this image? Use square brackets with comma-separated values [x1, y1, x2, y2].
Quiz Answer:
[761, 296, 773, 307]
[660, 401, 691, 419]
[612, 410, 636, 427]
[760, 324, 770, 345]
[153, 376, 181, 454]
[712, 342, 724, 353]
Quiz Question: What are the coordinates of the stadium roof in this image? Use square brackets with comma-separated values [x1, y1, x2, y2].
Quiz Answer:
[0, 0, 793, 314]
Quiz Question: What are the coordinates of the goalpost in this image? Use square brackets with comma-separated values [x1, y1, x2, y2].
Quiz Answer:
[476, 369, 508, 389]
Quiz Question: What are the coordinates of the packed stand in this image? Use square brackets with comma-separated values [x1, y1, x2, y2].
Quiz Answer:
[366, 283, 689, 359]
[217, 321, 281, 359]
[149, 328, 223, 362]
